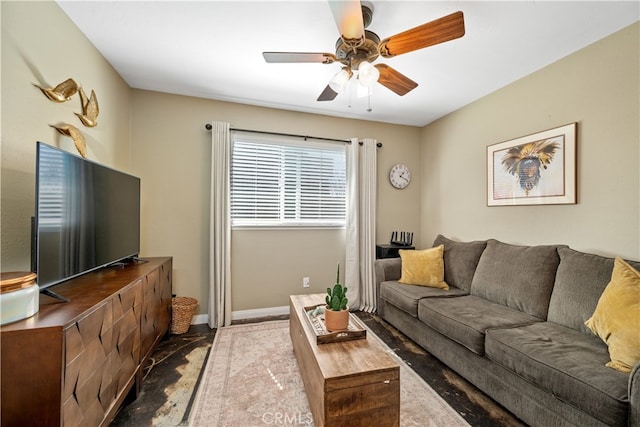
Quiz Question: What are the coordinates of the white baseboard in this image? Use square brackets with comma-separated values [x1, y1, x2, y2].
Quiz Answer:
[191, 314, 209, 325]
[189, 305, 289, 325]
[232, 305, 289, 320]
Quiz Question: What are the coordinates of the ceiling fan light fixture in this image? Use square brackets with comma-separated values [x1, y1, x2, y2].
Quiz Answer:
[329, 0, 365, 48]
[329, 67, 353, 93]
[357, 60, 380, 87]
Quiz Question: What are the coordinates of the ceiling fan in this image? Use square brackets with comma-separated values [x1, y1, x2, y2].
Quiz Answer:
[262, 1, 465, 102]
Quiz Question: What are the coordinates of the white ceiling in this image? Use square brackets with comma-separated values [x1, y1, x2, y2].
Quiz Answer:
[56, 1, 639, 127]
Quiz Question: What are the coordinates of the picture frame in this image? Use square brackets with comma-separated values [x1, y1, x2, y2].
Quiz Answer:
[487, 123, 577, 206]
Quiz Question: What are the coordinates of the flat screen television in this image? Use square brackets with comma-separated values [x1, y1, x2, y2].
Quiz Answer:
[34, 141, 141, 301]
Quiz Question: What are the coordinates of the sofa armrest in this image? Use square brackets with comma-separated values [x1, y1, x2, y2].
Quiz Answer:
[374, 258, 402, 297]
[629, 360, 640, 426]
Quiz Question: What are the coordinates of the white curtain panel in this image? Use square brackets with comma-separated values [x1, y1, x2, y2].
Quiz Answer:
[345, 138, 378, 312]
[209, 121, 232, 328]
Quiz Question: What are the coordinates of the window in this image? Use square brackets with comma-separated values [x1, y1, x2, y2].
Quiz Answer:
[231, 132, 346, 227]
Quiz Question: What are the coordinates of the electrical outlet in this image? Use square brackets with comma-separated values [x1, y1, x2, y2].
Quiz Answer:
[303, 277, 310, 288]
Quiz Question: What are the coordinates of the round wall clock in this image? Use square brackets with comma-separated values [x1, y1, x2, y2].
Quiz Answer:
[389, 164, 411, 189]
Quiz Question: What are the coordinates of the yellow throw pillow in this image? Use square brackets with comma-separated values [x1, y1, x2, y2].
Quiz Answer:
[585, 257, 640, 373]
[399, 245, 449, 290]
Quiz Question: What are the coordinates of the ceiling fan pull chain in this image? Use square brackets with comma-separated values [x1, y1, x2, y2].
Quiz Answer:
[367, 89, 372, 112]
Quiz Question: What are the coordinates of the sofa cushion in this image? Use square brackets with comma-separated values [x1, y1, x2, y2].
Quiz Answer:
[433, 234, 487, 291]
[470, 239, 563, 319]
[585, 257, 640, 373]
[548, 247, 640, 335]
[380, 281, 468, 317]
[485, 322, 629, 426]
[418, 295, 540, 355]
[398, 245, 448, 289]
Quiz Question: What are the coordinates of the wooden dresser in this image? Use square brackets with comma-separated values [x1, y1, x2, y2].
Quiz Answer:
[0, 257, 172, 427]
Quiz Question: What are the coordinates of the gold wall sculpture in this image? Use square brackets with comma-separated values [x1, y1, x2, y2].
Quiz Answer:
[75, 87, 99, 127]
[33, 77, 78, 102]
[50, 123, 87, 158]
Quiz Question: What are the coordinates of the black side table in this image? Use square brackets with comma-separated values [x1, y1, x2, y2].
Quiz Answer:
[376, 244, 415, 259]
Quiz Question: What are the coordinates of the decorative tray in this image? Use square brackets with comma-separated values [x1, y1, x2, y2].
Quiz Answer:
[303, 303, 367, 344]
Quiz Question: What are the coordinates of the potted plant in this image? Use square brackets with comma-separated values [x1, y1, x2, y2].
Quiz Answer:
[324, 263, 349, 332]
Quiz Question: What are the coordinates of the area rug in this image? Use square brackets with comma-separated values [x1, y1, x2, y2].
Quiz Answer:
[188, 320, 469, 426]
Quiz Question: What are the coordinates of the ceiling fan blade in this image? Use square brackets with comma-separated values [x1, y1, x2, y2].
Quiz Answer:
[375, 64, 418, 96]
[379, 11, 465, 58]
[328, 0, 365, 47]
[317, 85, 339, 101]
[262, 52, 337, 64]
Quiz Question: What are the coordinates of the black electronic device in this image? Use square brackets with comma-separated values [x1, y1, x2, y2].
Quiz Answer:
[34, 142, 141, 301]
[390, 231, 414, 246]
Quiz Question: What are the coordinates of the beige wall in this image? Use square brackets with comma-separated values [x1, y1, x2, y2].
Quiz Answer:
[130, 90, 422, 313]
[1, 1, 132, 271]
[421, 22, 640, 260]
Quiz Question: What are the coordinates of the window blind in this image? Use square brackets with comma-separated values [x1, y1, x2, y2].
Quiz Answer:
[231, 135, 346, 227]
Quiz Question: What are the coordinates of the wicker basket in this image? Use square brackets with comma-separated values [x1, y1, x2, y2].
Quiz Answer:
[171, 296, 198, 334]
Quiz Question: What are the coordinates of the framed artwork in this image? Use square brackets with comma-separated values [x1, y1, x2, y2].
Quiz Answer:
[487, 123, 577, 206]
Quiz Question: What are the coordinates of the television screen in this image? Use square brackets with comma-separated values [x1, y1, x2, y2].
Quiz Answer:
[35, 142, 141, 291]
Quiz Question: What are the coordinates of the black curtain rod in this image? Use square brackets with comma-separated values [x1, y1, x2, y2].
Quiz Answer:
[204, 123, 382, 147]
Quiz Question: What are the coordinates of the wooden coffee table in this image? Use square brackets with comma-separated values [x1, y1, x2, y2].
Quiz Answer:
[289, 294, 400, 427]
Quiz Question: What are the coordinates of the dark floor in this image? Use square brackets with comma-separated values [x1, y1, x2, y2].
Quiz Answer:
[111, 323, 216, 426]
[111, 313, 526, 426]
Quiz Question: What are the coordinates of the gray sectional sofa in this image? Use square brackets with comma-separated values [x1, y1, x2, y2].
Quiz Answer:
[375, 235, 640, 426]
